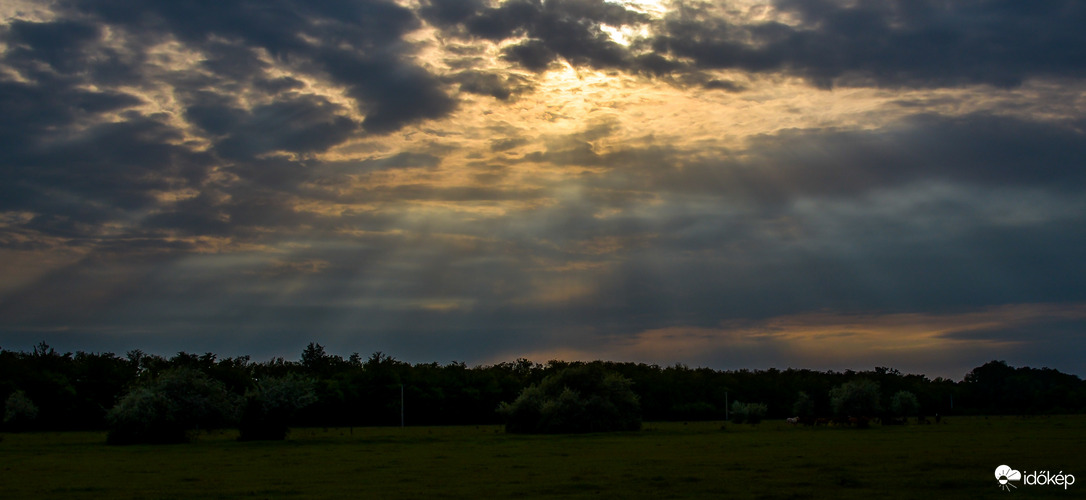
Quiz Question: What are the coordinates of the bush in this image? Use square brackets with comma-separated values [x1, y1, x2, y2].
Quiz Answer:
[238, 374, 317, 441]
[106, 367, 238, 444]
[792, 391, 815, 418]
[729, 400, 747, 424]
[729, 401, 767, 424]
[744, 402, 768, 424]
[3, 390, 39, 431]
[829, 379, 881, 418]
[498, 365, 640, 433]
[890, 390, 920, 418]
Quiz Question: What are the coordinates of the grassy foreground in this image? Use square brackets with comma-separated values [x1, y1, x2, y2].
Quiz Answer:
[1, 416, 1083, 499]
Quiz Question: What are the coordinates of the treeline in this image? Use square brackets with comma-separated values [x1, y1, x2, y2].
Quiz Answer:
[2, 342, 1085, 432]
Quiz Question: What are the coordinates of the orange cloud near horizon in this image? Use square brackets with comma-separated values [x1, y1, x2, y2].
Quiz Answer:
[502, 302, 1086, 378]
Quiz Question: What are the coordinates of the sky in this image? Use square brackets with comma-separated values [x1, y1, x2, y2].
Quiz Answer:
[2, 0, 1085, 379]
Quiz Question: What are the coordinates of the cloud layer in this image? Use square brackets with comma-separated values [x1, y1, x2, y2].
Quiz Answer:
[2, 0, 1085, 378]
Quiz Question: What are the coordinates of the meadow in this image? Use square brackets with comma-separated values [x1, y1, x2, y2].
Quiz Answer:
[1, 416, 1083, 499]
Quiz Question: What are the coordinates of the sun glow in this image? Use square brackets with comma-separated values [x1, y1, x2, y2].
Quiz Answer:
[600, 23, 652, 47]
[616, 0, 671, 19]
[600, 0, 668, 46]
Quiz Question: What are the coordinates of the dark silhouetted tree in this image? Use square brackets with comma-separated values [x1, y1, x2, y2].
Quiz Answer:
[729, 401, 767, 424]
[106, 367, 238, 444]
[830, 379, 881, 420]
[238, 374, 317, 441]
[890, 390, 920, 418]
[2, 341, 1083, 432]
[498, 364, 640, 433]
[793, 391, 815, 418]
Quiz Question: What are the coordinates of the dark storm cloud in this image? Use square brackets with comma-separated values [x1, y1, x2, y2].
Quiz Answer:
[254, 76, 306, 95]
[631, 52, 688, 77]
[61, 0, 457, 131]
[701, 79, 745, 92]
[456, 111, 1086, 335]
[62, 0, 415, 51]
[1, 0, 467, 251]
[451, 70, 534, 100]
[197, 95, 360, 160]
[317, 51, 456, 134]
[420, 0, 489, 26]
[421, 0, 1086, 89]
[0, 27, 212, 247]
[0, 79, 143, 170]
[31, 116, 210, 209]
[501, 39, 558, 72]
[3, 19, 102, 74]
[0, 84, 212, 241]
[426, 0, 653, 72]
[3, 17, 151, 87]
[655, 0, 1086, 88]
[601, 113, 1086, 205]
[0, 15, 144, 168]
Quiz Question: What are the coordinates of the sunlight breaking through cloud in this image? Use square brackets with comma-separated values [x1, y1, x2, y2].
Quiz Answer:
[2, 0, 1086, 378]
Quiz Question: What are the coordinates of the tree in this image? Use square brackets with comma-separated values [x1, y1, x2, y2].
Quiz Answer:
[498, 364, 640, 433]
[238, 374, 317, 441]
[744, 402, 768, 424]
[890, 390, 920, 418]
[300, 343, 329, 372]
[792, 391, 815, 418]
[4, 390, 39, 431]
[106, 367, 238, 444]
[829, 379, 881, 419]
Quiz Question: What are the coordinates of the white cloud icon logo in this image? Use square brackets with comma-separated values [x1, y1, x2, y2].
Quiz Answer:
[996, 465, 1022, 491]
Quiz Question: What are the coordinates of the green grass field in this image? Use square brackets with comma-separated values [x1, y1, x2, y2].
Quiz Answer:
[2, 416, 1083, 499]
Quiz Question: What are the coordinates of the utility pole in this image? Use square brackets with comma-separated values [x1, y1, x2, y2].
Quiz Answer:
[400, 384, 405, 428]
[725, 391, 729, 421]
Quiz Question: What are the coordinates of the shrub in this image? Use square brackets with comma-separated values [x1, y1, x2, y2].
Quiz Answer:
[3, 390, 39, 431]
[792, 391, 815, 418]
[499, 385, 546, 433]
[238, 374, 317, 441]
[729, 400, 747, 424]
[890, 390, 920, 418]
[829, 379, 881, 418]
[498, 365, 640, 433]
[106, 367, 238, 444]
[744, 402, 768, 424]
[729, 401, 767, 424]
